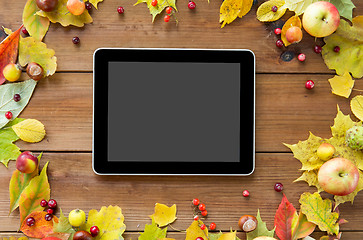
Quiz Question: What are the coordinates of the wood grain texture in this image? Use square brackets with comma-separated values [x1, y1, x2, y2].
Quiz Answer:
[0, 0, 362, 73]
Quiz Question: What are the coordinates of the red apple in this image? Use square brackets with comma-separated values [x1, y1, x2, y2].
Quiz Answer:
[302, 1, 340, 37]
[318, 158, 359, 196]
[285, 26, 303, 44]
[317, 143, 335, 161]
[16, 151, 38, 174]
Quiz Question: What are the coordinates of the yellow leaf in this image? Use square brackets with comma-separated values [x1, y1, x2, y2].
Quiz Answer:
[256, 0, 286, 22]
[351, 95, 363, 122]
[217, 231, 236, 240]
[185, 220, 208, 240]
[149, 203, 177, 227]
[89, 0, 104, 9]
[18, 36, 57, 77]
[281, 15, 301, 46]
[294, 170, 324, 193]
[12, 119, 46, 143]
[284, 0, 319, 16]
[328, 72, 355, 98]
[220, 0, 253, 28]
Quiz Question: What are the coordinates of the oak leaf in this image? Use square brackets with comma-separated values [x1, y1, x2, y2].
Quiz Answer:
[350, 95, 363, 122]
[149, 203, 177, 227]
[220, 0, 253, 28]
[12, 119, 46, 143]
[328, 72, 354, 98]
[256, 0, 287, 22]
[20, 211, 59, 238]
[22, 0, 50, 41]
[139, 219, 166, 240]
[281, 15, 301, 47]
[246, 210, 275, 240]
[134, 0, 177, 22]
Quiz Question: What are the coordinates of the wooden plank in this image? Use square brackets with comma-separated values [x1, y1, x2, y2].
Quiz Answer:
[1, 153, 363, 232]
[0, 1, 362, 73]
[14, 73, 363, 152]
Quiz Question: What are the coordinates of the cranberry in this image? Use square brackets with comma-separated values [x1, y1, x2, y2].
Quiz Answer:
[72, 36, 80, 44]
[188, 1, 196, 9]
[298, 53, 306, 62]
[305, 80, 315, 90]
[13, 94, 21, 102]
[22, 28, 29, 35]
[334, 46, 340, 52]
[90, 226, 100, 237]
[47, 208, 54, 214]
[271, 5, 278, 12]
[26, 217, 35, 226]
[274, 28, 281, 35]
[45, 214, 53, 221]
[117, 6, 124, 14]
[48, 199, 57, 208]
[198, 203, 206, 211]
[40, 199, 48, 207]
[5, 111, 13, 119]
[274, 182, 284, 192]
[242, 190, 250, 197]
[85, 2, 92, 10]
[314, 45, 322, 54]
[276, 39, 284, 48]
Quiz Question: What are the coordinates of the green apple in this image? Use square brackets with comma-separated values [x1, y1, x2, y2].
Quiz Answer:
[316, 143, 335, 161]
[318, 158, 359, 196]
[302, 1, 340, 37]
[69, 209, 86, 227]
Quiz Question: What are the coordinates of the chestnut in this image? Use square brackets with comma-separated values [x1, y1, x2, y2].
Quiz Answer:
[36, 0, 58, 12]
[73, 231, 92, 240]
[238, 215, 258, 232]
[26, 62, 44, 81]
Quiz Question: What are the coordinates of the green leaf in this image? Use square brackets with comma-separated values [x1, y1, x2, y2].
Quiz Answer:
[246, 210, 275, 240]
[19, 162, 50, 225]
[0, 80, 37, 129]
[53, 208, 76, 237]
[9, 153, 42, 213]
[299, 192, 339, 235]
[22, 0, 50, 41]
[283, 0, 319, 16]
[139, 219, 166, 240]
[327, 0, 355, 21]
[134, 0, 177, 22]
[0, 118, 24, 167]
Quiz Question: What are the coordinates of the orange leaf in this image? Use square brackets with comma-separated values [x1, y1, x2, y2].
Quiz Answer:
[0, 25, 22, 85]
[274, 194, 297, 240]
[20, 211, 59, 238]
[291, 212, 316, 239]
[281, 15, 302, 47]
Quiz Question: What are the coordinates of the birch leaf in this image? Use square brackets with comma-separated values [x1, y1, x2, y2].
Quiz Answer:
[220, 0, 253, 28]
[256, 0, 286, 22]
[350, 95, 363, 122]
[328, 72, 355, 98]
[22, 0, 50, 41]
[12, 119, 46, 143]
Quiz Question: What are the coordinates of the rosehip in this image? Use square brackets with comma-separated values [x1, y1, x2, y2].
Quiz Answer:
[200, 224, 206, 230]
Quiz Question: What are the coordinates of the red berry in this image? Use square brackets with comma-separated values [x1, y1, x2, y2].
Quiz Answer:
[151, 0, 157, 6]
[271, 5, 278, 12]
[166, 6, 172, 14]
[72, 36, 80, 44]
[5, 111, 13, 120]
[47, 208, 54, 214]
[274, 28, 281, 35]
[90, 226, 100, 237]
[196, 238, 204, 240]
[22, 27, 29, 35]
[48, 199, 57, 208]
[242, 190, 249, 197]
[192, 198, 200, 206]
[188, 1, 196, 9]
[314, 45, 322, 54]
[194, 215, 199, 221]
[13, 94, 21, 102]
[85, 2, 92, 10]
[198, 203, 206, 211]
[334, 46, 340, 52]
[305, 80, 315, 90]
[26, 217, 35, 226]
[274, 182, 284, 192]
[209, 222, 216, 230]
[117, 6, 124, 14]
[45, 214, 53, 221]
[298, 53, 306, 62]
[40, 199, 48, 207]
[200, 224, 206, 230]
[164, 15, 171, 22]
[276, 39, 284, 48]
[201, 210, 208, 216]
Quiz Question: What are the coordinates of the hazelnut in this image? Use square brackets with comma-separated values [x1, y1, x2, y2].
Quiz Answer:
[238, 215, 258, 232]
[26, 62, 44, 81]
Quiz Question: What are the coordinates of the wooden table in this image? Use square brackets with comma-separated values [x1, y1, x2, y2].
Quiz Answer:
[1, 0, 362, 239]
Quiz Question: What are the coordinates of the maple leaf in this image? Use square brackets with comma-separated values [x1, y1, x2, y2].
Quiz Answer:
[139, 219, 166, 240]
[0, 118, 24, 167]
[219, 0, 253, 28]
[89, 0, 104, 9]
[134, 0, 177, 22]
[149, 203, 177, 227]
[350, 95, 363, 122]
[299, 192, 339, 235]
[322, 16, 363, 78]
[281, 15, 302, 47]
[246, 210, 275, 240]
[20, 211, 59, 238]
[185, 220, 208, 240]
[12, 119, 46, 143]
[22, 0, 50, 41]
[328, 72, 355, 98]
[256, 0, 287, 22]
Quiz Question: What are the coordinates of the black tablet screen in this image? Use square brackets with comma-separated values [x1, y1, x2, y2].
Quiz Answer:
[107, 62, 240, 162]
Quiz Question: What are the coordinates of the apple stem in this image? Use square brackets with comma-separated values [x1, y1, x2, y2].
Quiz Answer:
[353, 88, 363, 92]
[339, 173, 349, 177]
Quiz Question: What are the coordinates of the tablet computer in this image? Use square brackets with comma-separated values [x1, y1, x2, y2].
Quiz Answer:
[93, 48, 255, 175]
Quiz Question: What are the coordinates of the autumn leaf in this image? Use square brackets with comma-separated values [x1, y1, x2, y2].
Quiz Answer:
[294, 170, 324, 193]
[149, 203, 177, 227]
[9, 153, 42, 213]
[299, 192, 339, 235]
[12, 119, 46, 143]
[246, 210, 275, 240]
[281, 15, 302, 46]
[134, 0, 177, 22]
[81, 205, 126, 240]
[322, 16, 363, 78]
[328, 72, 355, 98]
[0, 118, 24, 167]
[351, 95, 363, 122]
[19, 162, 50, 225]
[139, 219, 166, 240]
[0, 25, 22, 85]
[37, 0, 93, 27]
[89, 0, 104, 9]
[256, 0, 287, 22]
[22, 0, 50, 41]
[283, 0, 319, 16]
[219, 0, 253, 28]
[274, 194, 297, 240]
[53, 208, 76, 235]
[291, 212, 316, 240]
[20, 211, 59, 238]
[186, 220, 208, 240]
[0, 236, 28, 240]
[328, 0, 355, 21]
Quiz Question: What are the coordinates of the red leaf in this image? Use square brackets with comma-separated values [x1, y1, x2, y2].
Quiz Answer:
[0, 25, 22, 85]
[274, 194, 297, 240]
[20, 211, 59, 238]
